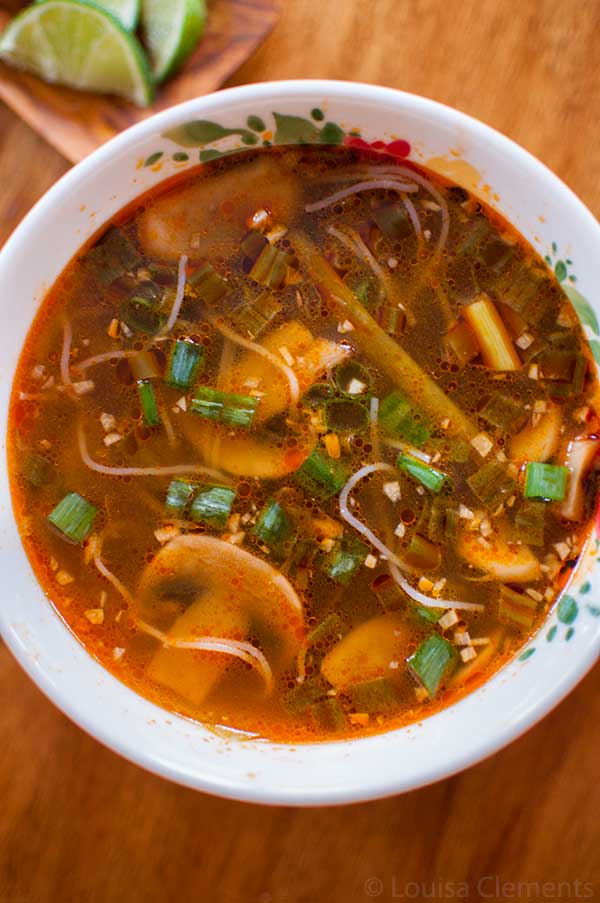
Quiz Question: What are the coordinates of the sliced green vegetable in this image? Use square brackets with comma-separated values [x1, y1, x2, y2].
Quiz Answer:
[375, 304, 407, 337]
[190, 387, 258, 428]
[284, 677, 327, 713]
[515, 500, 545, 547]
[252, 498, 293, 557]
[188, 486, 235, 528]
[48, 492, 98, 544]
[302, 382, 334, 409]
[524, 462, 568, 501]
[349, 677, 399, 714]
[427, 495, 446, 542]
[310, 697, 346, 732]
[295, 449, 348, 500]
[137, 379, 160, 427]
[397, 453, 446, 493]
[121, 295, 164, 334]
[379, 391, 431, 446]
[86, 227, 142, 285]
[334, 359, 372, 396]
[165, 478, 196, 516]
[130, 349, 163, 381]
[322, 537, 369, 585]
[308, 613, 345, 647]
[249, 244, 292, 289]
[480, 393, 527, 434]
[23, 453, 54, 487]
[231, 291, 281, 339]
[403, 533, 441, 572]
[467, 460, 516, 510]
[498, 584, 537, 630]
[408, 633, 457, 697]
[166, 339, 204, 389]
[187, 262, 228, 306]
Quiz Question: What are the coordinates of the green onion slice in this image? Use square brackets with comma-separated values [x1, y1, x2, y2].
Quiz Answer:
[48, 492, 98, 544]
[165, 479, 196, 516]
[137, 379, 160, 427]
[188, 486, 236, 528]
[322, 537, 368, 584]
[379, 391, 430, 446]
[166, 339, 204, 390]
[190, 388, 258, 429]
[408, 633, 457, 697]
[252, 498, 293, 556]
[295, 449, 348, 500]
[524, 462, 568, 501]
[397, 453, 446, 493]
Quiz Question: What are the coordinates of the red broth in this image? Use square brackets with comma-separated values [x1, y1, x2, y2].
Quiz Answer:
[8, 147, 599, 741]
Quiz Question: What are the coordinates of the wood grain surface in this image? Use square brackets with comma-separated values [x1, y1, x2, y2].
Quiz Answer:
[0, 0, 280, 162]
[1, 1, 599, 901]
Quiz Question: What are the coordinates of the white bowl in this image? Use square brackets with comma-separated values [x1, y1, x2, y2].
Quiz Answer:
[1, 80, 599, 806]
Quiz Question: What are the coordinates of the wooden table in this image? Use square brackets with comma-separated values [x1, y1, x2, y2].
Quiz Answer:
[1, 1, 599, 900]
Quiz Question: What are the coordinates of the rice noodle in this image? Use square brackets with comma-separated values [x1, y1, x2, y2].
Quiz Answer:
[401, 195, 422, 238]
[60, 321, 73, 389]
[78, 424, 229, 481]
[338, 463, 484, 612]
[318, 166, 450, 252]
[75, 349, 139, 372]
[161, 254, 188, 335]
[305, 179, 418, 214]
[135, 618, 274, 692]
[93, 554, 134, 607]
[369, 396, 381, 459]
[327, 225, 387, 286]
[208, 316, 300, 404]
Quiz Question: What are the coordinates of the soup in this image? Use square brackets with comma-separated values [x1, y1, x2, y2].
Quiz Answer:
[8, 147, 599, 741]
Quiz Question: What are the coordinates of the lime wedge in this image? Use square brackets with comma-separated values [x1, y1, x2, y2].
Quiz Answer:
[141, 0, 205, 84]
[0, 0, 154, 107]
[36, 0, 141, 30]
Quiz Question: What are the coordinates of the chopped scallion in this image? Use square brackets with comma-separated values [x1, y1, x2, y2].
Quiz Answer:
[515, 499, 545, 546]
[120, 296, 164, 335]
[188, 486, 236, 528]
[524, 462, 568, 501]
[295, 449, 348, 499]
[310, 697, 347, 732]
[252, 499, 293, 556]
[325, 399, 368, 433]
[165, 479, 196, 516]
[498, 584, 537, 630]
[379, 391, 431, 446]
[166, 339, 204, 390]
[308, 613, 345, 647]
[190, 387, 258, 428]
[467, 460, 516, 510]
[249, 244, 292, 289]
[187, 263, 228, 306]
[397, 453, 446, 493]
[349, 677, 399, 714]
[322, 537, 368, 584]
[137, 379, 160, 427]
[408, 633, 457, 697]
[48, 492, 97, 544]
[231, 291, 282, 339]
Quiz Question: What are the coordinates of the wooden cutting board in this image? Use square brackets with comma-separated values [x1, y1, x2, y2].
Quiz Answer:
[0, 0, 280, 163]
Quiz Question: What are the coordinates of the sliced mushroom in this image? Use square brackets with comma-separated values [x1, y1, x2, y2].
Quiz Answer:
[137, 156, 301, 262]
[321, 613, 412, 689]
[139, 535, 305, 704]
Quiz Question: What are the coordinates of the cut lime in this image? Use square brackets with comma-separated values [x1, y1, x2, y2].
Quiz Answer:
[36, 0, 141, 30]
[0, 0, 154, 107]
[141, 0, 206, 84]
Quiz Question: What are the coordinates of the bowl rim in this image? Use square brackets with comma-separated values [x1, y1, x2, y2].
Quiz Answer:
[1, 79, 599, 806]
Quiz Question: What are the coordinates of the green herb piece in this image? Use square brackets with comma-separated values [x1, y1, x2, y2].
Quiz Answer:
[349, 677, 400, 714]
[284, 677, 328, 713]
[187, 263, 228, 306]
[379, 391, 431, 446]
[166, 339, 204, 389]
[524, 462, 568, 501]
[241, 230, 268, 261]
[249, 244, 292, 289]
[252, 499, 293, 557]
[308, 613, 345, 647]
[467, 460, 516, 510]
[408, 633, 457, 697]
[231, 291, 282, 339]
[165, 479, 196, 516]
[397, 453, 446, 493]
[499, 584, 537, 630]
[188, 486, 236, 528]
[456, 215, 492, 256]
[120, 295, 164, 334]
[190, 387, 258, 428]
[427, 496, 446, 542]
[86, 227, 141, 285]
[480, 393, 527, 433]
[325, 399, 368, 432]
[515, 500, 545, 547]
[295, 449, 348, 500]
[302, 383, 334, 409]
[310, 697, 347, 732]
[322, 537, 369, 584]
[48, 492, 97, 544]
[137, 379, 160, 427]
